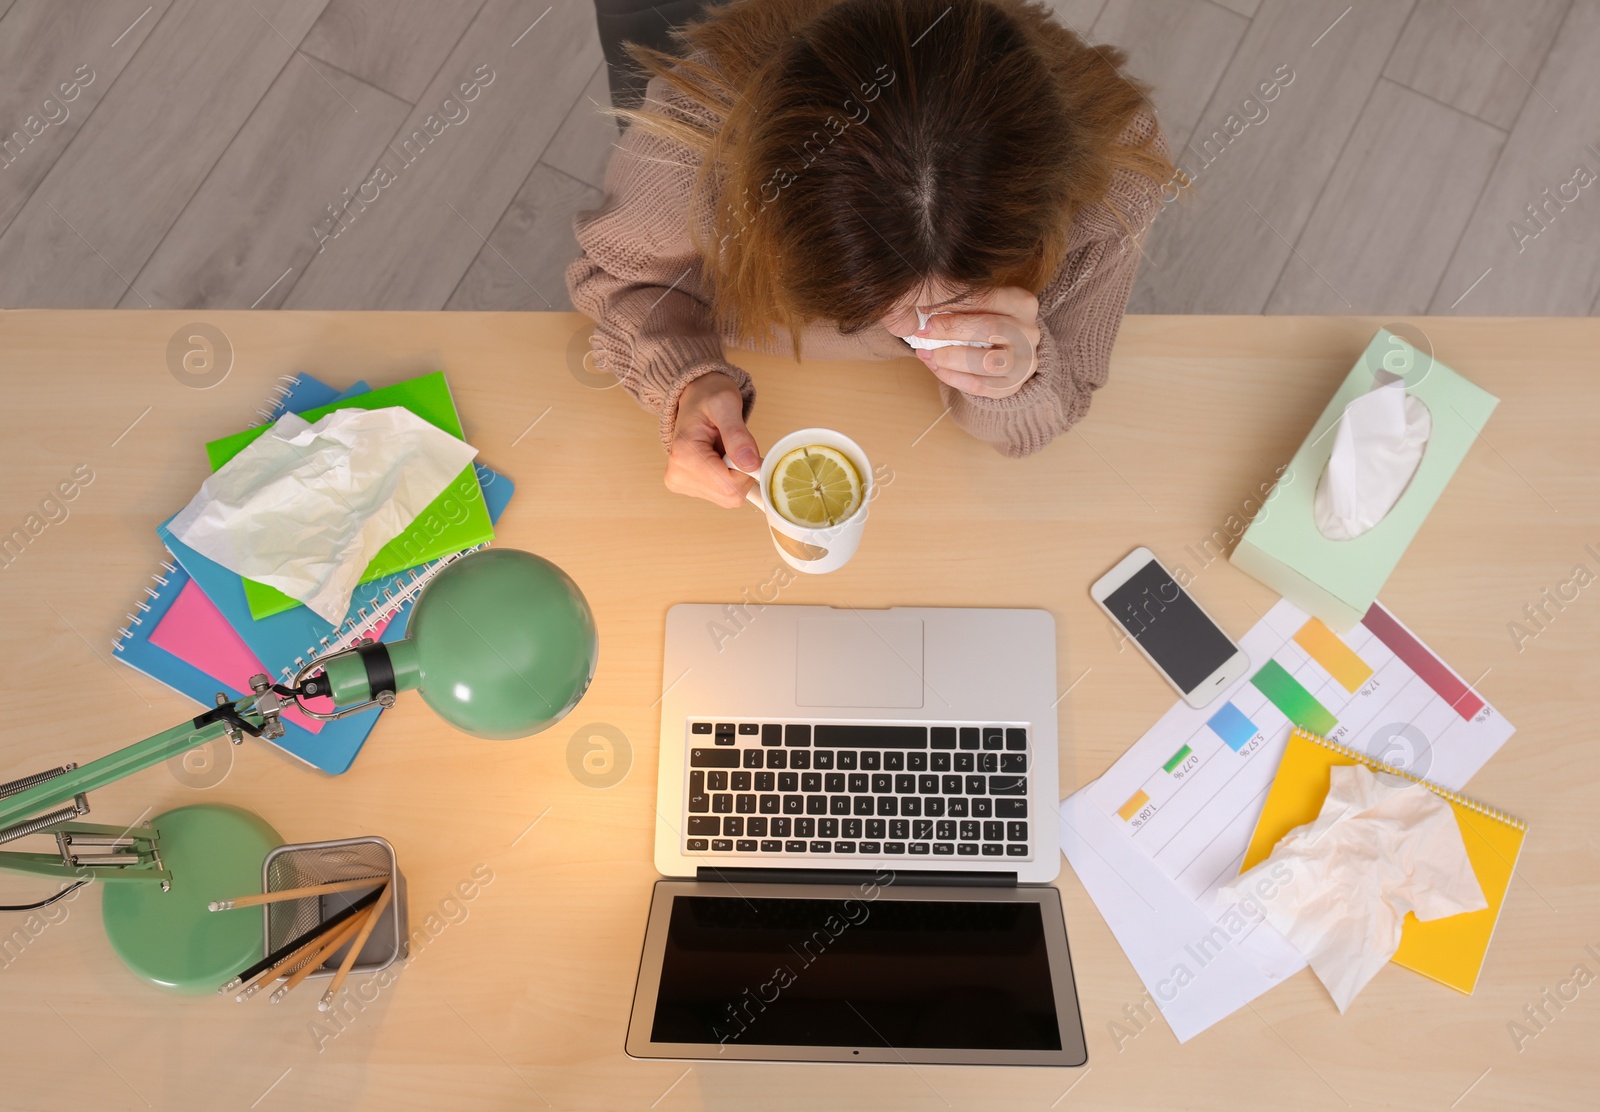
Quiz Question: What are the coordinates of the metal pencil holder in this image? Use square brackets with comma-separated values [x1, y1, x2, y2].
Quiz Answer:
[261, 836, 408, 978]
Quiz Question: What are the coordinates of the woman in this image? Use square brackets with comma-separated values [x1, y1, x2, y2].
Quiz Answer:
[568, 0, 1175, 508]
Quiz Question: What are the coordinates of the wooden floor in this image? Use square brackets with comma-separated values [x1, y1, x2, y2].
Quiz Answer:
[0, 0, 1596, 316]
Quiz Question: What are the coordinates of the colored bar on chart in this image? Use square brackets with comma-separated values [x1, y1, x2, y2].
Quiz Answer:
[1361, 604, 1484, 721]
[1117, 790, 1150, 821]
[1293, 617, 1374, 692]
[1250, 659, 1339, 736]
[1162, 745, 1193, 773]
[1206, 702, 1258, 752]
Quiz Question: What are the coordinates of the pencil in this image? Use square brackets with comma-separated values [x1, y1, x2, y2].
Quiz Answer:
[210, 875, 387, 912]
[318, 881, 392, 1011]
[217, 884, 385, 995]
[267, 908, 373, 1004]
[235, 910, 369, 1002]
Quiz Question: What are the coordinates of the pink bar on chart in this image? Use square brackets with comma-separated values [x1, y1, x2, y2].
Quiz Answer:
[1359, 603, 1484, 721]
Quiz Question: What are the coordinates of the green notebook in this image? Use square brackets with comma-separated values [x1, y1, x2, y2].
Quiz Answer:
[204, 370, 494, 620]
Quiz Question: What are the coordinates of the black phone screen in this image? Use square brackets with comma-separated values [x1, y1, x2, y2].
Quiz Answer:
[1103, 560, 1238, 693]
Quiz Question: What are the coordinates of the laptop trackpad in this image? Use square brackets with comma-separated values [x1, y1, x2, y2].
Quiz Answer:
[795, 616, 924, 708]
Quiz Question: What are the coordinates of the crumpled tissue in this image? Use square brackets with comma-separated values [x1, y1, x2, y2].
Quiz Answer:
[170, 406, 479, 624]
[1313, 371, 1431, 540]
[901, 308, 995, 350]
[1217, 764, 1485, 1012]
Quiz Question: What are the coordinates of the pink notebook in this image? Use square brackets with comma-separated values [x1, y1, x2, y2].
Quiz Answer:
[148, 582, 390, 733]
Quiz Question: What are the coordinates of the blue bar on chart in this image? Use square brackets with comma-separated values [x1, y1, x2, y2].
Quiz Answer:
[1206, 702, 1258, 752]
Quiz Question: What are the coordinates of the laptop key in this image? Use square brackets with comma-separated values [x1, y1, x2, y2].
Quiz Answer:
[884, 752, 904, 771]
[689, 771, 708, 812]
[908, 753, 927, 771]
[747, 817, 767, 836]
[919, 774, 939, 794]
[739, 723, 759, 735]
[876, 797, 898, 817]
[737, 839, 757, 852]
[853, 796, 874, 816]
[836, 751, 857, 770]
[931, 727, 957, 749]
[778, 772, 798, 792]
[889, 820, 909, 839]
[801, 773, 822, 792]
[982, 727, 1004, 750]
[819, 819, 838, 838]
[691, 722, 712, 735]
[834, 841, 856, 854]
[795, 819, 815, 837]
[707, 771, 728, 791]
[762, 724, 783, 747]
[825, 773, 845, 793]
[692, 748, 739, 768]
[931, 753, 951, 771]
[947, 798, 969, 817]
[895, 774, 915, 793]
[996, 799, 1027, 817]
[1000, 753, 1027, 773]
[724, 818, 743, 836]
[786, 840, 806, 852]
[872, 774, 893, 793]
[782, 795, 803, 814]
[813, 751, 834, 770]
[766, 750, 788, 769]
[848, 773, 869, 793]
[978, 753, 998, 773]
[981, 843, 1003, 856]
[742, 750, 763, 769]
[858, 841, 881, 854]
[942, 775, 962, 795]
[755, 772, 775, 792]
[772, 818, 791, 837]
[713, 794, 733, 813]
[913, 820, 933, 840]
[830, 796, 851, 815]
[959, 727, 980, 750]
[990, 775, 1028, 795]
[736, 795, 757, 814]
[965, 776, 987, 795]
[860, 752, 881, 771]
[687, 838, 708, 851]
[842, 819, 862, 838]
[1006, 844, 1028, 856]
[900, 798, 921, 817]
[933, 843, 954, 856]
[805, 796, 827, 815]
[759, 794, 779, 814]
[761, 840, 782, 852]
[866, 819, 886, 838]
[957, 843, 978, 856]
[784, 724, 811, 746]
[810, 841, 831, 853]
[687, 816, 720, 836]
[731, 771, 750, 791]
[984, 821, 1003, 841]
[712, 839, 733, 851]
[971, 799, 992, 817]
[909, 842, 930, 855]
[1006, 728, 1027, 751]
[924, 798, 945, 817]
[936, 820, 956, 840]
[1008, 821, 1028, 841]
[882, 841, 905, 854]
[790, 751, 811, 770]
[955, 754, 975, 772]
[815, 725, 927, 749]
[959, 821, 979, 840]
[715, 734, 735, 748]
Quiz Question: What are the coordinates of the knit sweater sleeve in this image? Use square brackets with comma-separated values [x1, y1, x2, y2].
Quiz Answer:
[565, 77, 752, 452]
[939, 116, 1169, 458]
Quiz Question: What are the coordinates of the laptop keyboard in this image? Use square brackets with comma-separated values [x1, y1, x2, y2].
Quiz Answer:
[681, 722, 1031, 861]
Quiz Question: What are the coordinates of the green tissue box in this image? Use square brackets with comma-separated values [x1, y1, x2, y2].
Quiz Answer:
[1230, 329, 1498, 630]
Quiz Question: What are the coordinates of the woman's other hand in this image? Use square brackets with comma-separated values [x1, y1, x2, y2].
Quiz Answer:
[911, 287, 1040, 400]
[665, 372, 762, 508]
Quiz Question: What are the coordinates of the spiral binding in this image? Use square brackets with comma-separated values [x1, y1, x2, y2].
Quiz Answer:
[112, 560, 177, 651]
[1292, 728, 1525, 830]
[249, 373, 305, 428]
[282, 544, 488, 683]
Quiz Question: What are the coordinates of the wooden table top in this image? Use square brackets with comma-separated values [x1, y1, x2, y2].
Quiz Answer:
[0, 311, 1593, 1111]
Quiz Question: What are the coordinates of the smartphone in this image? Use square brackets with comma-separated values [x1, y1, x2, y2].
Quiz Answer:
[1090, 547, 1249, 708]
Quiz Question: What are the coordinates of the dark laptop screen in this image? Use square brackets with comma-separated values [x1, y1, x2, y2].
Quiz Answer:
[650, 895, 1063, 1050]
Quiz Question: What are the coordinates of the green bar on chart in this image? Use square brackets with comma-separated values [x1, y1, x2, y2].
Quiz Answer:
[1162, 745, 1193, 774]
[1249, 659, 1338, 736]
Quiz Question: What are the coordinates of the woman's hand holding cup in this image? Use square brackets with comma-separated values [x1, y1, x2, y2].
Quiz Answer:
[666, 372, 762, 508]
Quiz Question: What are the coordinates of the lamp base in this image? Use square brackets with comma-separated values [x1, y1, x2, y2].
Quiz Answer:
[101, 804, 281, 994]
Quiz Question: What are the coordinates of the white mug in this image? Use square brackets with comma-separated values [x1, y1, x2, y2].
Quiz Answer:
[724, 428, 873, 574]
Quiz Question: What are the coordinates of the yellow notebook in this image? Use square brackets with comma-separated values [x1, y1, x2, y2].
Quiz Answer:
[1242, 728, 1526, 994]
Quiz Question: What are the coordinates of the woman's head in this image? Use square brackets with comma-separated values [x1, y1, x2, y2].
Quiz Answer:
[626, 0, 1174, 351]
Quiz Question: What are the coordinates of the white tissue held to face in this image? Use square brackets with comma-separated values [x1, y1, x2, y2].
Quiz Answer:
[169, 406, 479, 624]
[1216, 764, 1485, 1013]
[1313, 373, 1432, 540]
[900, 307, 996, 350]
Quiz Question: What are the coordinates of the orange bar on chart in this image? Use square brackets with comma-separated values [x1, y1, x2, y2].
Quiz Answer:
[1117, 790, 1150, 822]
[1293, 618, 1374, 692]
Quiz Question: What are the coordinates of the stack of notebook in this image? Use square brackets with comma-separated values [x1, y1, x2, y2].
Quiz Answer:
[112, 371, 515, 774]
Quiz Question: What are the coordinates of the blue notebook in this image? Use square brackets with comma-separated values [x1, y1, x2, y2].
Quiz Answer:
[113, 375, 515, 773]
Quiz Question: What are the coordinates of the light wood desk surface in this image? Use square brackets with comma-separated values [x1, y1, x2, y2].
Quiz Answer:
[0, 312, 1594, 1111]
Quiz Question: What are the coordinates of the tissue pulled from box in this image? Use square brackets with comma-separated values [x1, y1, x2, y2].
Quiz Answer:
[1313, 373, 1431, 540]
[170, 406, 479, 624]
[1217, 764, 1485, 1013]
[901, 307, 995, 350]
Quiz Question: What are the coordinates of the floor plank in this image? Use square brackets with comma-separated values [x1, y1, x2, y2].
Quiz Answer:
[1265, 79, 1503, 314]
[121, 58, 411, 309]
[0, 0, 329, 308]
[1428, 0, 1600, 315]
[444, 162, 600, 311]
[0, 1, 172, 239]
[541, 63, 615, 191]
[1090, 0, 1248, 160]
[1382, 0, 1570, 131]
[299, 0, 487, 103]
[282, 0, 601, 309]
[1127, 0, 1416, 314]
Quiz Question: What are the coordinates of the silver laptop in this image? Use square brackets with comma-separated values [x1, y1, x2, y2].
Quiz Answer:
[627, 604, 1086, 1065]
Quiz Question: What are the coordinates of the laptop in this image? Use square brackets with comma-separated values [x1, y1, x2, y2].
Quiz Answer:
[626, 604, 1087, 1066]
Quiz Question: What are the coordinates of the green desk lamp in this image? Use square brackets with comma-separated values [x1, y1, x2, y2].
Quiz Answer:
[0, 549, 597, 992]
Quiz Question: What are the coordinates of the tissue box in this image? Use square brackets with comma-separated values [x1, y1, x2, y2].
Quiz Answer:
[1230, 329, 1498, 630]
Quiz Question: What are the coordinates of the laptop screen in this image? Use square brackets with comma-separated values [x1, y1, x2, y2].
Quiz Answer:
[650, 894, 1064, 1051]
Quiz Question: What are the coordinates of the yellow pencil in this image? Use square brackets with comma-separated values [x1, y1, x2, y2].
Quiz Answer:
[318, 882, 392, 1011]
[269, 908, 374, 1004]
[210, 876, 387, 912]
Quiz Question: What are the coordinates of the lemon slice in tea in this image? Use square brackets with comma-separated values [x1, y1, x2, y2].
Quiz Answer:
[769, 445, 863, 527]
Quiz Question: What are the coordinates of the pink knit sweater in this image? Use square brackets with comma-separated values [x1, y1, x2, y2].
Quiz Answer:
[566, 69, 1168, 458]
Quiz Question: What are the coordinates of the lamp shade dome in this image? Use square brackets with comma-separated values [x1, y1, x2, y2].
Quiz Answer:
[406, 549, 597, 739]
